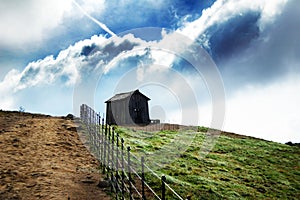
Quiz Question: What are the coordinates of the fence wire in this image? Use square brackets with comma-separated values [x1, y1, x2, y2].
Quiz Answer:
[80, 104, 184, 200]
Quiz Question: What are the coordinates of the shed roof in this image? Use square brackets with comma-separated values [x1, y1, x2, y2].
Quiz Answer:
[105, 89, 150, 103]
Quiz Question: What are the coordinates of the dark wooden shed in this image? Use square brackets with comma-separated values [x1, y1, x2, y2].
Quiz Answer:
[105, 90, 151, 125]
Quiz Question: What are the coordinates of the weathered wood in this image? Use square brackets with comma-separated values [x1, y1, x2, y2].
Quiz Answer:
[105, 90, 151, 125]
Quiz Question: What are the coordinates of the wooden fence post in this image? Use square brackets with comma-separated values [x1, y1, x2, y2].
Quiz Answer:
[112, 127, 115, 170]
[106, 126, 111, 179]
[116, 133, 119, 171]
[94, 110, 96, 147]
[116, 132, 120, 195]
[121, 138, 125, 200]
[101, 118, 104, 166]
[89, 107, 92, 145]
[102, 124, 107, 174]
[141, 156, 146, 200]
[80, 105, 82, 119]
[127, 146, 133, 200]
[93, 110, 96, 150]
[85, 104, 88, 124]
[98, 113, 101, 160]
[162, 175, 166, 200]
[111, 127, 115, 193]
[96, 113, 100, 159]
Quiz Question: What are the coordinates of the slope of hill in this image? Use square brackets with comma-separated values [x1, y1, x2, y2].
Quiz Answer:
[1, 110, 299, 200]
[115, 126, 300, 199]
[0, 111, 111, 200]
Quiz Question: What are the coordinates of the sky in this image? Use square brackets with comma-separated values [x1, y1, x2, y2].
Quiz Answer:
[0, 0, 299, 143]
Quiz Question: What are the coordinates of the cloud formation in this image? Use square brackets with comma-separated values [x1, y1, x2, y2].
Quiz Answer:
[72, 0, 115, 36]
[0, 35, 106, 110]
[0, 33, 160, 110]
[224, 74, 300, 143]
[220, 0, 300, 88]
[0, 0, 109, 51]
[175, 0, 299, 89]
[0, 0, 299, 143]
[0, 0, 73, 48]
[178, 0, 288, 40]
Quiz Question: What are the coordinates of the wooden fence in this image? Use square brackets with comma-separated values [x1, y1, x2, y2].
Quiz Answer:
[80, 104, 184, 200]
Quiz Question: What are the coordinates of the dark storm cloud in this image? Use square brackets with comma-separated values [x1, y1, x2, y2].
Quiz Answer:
[81, 43, 98, 56]
[78, 37, 141, 78]
[100, 39, 138, 62]
[172, 0, 216, 15]
[247, 0, 300, 76]
[208, 0, 300, 88]
[207, 12, 261, 63]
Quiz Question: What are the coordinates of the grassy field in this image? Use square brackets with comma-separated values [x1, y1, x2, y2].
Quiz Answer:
[115, 126, 300, 199]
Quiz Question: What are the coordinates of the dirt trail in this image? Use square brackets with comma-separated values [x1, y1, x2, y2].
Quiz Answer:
[0, 111, 111, 200]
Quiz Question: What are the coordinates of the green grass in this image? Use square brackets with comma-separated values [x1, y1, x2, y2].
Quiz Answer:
[115, 126, 300, 200]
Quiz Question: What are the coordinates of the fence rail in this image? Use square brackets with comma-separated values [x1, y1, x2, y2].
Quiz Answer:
[79, 104, 184, 200]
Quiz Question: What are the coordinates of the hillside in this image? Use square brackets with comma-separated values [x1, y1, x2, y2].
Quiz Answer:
[115, 126, 300, 199]
[1, 110, 299, 200]
[0, 111, 111, 200]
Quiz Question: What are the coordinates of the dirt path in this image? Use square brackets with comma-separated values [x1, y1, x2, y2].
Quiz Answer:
[0, 111, 111, 200]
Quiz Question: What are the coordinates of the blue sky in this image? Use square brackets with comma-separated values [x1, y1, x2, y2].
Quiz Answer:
[0, 0, 299, 143]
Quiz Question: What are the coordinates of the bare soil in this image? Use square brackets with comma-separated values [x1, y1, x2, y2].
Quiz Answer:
[0, 111, 111, 200]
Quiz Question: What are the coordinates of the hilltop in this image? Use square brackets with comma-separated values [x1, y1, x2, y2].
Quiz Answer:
[1, 110, 299, 199]
[0, 110, 111, 200]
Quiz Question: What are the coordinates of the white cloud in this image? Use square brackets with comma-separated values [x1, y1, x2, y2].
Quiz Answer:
[74, 0, 105, 15]
[0, 0, 73, 48]
[0, 34, 108, 110]
[72, 0, 114, 36]
[0, 69, 21, 109]
[0, 0, 108, 49]
[224, 75, 300, 143]
[178, 0, 288, 40]
[258, 0, 289, 31]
